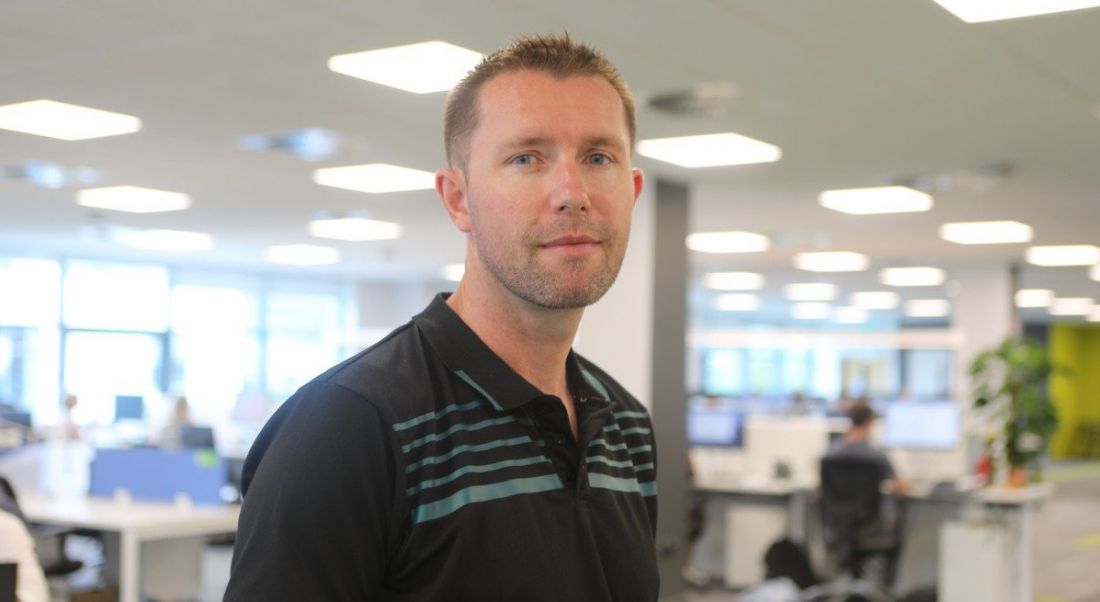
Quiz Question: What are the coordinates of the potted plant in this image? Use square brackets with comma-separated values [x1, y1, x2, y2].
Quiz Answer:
[969, 336, 1061, 487]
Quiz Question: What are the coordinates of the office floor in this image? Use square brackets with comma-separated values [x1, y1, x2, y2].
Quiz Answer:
[61, 461, 1100, 602]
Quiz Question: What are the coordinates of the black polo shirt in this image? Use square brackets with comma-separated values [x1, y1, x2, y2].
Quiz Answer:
[226, 294, 660, 601]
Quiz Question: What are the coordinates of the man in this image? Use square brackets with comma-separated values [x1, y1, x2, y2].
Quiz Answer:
[825, 403, 908, 496]
[225, 34, 658, 601]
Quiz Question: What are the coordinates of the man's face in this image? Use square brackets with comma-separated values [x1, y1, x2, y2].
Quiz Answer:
[443, 70, 643, 310]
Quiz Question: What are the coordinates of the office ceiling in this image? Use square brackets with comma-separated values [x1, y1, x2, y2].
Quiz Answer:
[2, 0, 1099, 322]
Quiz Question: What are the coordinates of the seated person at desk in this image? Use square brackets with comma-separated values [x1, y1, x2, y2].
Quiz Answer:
[825, 403, 908, 497]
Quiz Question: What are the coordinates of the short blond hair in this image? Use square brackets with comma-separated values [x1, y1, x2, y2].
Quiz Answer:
[443, 33, 636, 170]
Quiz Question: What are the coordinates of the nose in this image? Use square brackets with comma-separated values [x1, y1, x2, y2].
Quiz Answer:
[550, 161, 590, 213]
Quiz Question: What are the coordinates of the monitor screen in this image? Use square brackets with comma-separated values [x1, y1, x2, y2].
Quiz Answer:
[0, 411, 31, 428]
[179, 426, 216, 449]
[687, 408, 744, 447]
[882, 402, 959, 449]
[114, 395, 144, 421]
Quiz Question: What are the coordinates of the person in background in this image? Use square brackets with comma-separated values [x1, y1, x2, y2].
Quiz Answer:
[158, 395, 193, 448]
[825, 403, 908, 497]
[226, 33, 657, 601]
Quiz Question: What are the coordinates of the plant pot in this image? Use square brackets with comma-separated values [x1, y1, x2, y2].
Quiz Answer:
[1008, 466, 1029, 488]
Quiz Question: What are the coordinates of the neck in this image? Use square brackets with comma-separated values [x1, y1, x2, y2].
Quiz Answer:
[845, 427, 870, 443]
[446, 273, 582, 398]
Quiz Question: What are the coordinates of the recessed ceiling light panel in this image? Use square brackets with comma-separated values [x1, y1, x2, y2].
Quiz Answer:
[784, 283, 838, 301]
[76, 186, 190, 214]
[1025, 245, 1100, 266]
[637, 133, 781, 168]
[328, 41, 483, 94]
[1049, 297, 1095, 316]
[308, 217, 402, 242]
[791, 302, 831, 320]
[702, 272, 765, 290]
[1015, 289, 1054, 308]
[939, 220, 1033, 245]
[819, 186, 932, 215]
[833, 306, 868, 324]
[313, 163, 435, 194]
[686, 231, 770, 254]
[880, 267, 946, 287]
[929, 0, 1100, 23]
[713, 293, 760, 312]
[115, 229, 213, 252]
[850, 291, 900, 310]
[0, 99, 141, 140]
[794, 251, 869, 272]
[442, 264, 465, 282]
[905, 299, 951, 318]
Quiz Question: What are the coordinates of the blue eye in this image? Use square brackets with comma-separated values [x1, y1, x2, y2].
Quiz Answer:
[511, 154, 535, 165]
[588, 153, 611, 165]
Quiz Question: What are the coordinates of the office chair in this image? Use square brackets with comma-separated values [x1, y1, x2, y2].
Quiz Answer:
[0, 476, 85, 578]
[818, 456, 904, 592]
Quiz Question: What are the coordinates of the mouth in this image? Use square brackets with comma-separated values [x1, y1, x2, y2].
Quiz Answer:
[539, 234, 601, 248]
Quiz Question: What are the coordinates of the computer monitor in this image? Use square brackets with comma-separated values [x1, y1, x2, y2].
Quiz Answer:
[0, 410, 31, 428]
[882, 402, 959, 450]
[687, 407, 744, 447]
[114, 395, 144, 422]
[179, 425, 216, 449]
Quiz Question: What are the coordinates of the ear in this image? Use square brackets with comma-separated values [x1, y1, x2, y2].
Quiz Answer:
[631, 167, 644, 206]
[436, 168, 471, 233]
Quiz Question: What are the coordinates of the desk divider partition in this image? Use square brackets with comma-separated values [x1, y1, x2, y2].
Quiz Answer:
[89, 447, 226, 506]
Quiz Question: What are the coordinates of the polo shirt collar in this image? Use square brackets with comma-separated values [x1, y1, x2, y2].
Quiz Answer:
[413, 293, 611, 411]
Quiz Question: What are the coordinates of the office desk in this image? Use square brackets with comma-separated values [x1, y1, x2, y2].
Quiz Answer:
[20, 493, 239, 602]
[694, 478, 808, 588]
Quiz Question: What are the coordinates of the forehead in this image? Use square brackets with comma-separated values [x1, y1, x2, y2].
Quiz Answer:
[470, 70, 629, 149]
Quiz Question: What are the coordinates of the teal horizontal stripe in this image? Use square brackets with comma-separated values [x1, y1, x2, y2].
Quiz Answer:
[405, 435, 533, 474]
[455, 370, 503, 410]
[602, 423, 622, 434]
[628, 444, 652, 455]
[634, 462, 655, 473]
[413, 474, 563, 524]
[407, 455, 550, 495]
[620, 426, 651, 437]
[393, 400, 483, 432]
[639, 480, 657, 497]
[580, 368, 610, 399]
[401, 416, 519, 453]
[587, 455, 634, 469]
[587, 438, 627, 452]
[613, 410, 648, 420]
[588, 473, 641, 494]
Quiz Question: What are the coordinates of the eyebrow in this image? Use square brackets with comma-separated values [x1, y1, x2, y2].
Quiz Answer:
[500, 134, 628, 153]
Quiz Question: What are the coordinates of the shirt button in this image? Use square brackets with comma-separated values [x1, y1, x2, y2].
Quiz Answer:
[554, 436, 565, 445]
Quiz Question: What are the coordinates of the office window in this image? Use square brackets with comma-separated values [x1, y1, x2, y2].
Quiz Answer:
[63, 260, 170, 332]
[170, 285, 261, 421]
[265, 291, 346, 399]
[63, 331, 164, 425]
[702, 349, 744, 396]
[0, 258, 61, 327]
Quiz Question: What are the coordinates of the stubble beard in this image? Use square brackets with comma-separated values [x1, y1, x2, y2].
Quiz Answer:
[473, 222, 629, 310]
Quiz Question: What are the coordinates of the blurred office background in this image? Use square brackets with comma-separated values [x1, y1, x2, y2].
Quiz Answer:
[2, 1, 1100, 601]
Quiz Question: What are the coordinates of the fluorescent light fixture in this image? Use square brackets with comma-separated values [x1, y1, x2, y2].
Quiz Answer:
[637, 133, 782, 168]
[850, 291, 900, 310]
[1025, 245, 1100, 267]
[442, 263, 465, 282]
[686, 231, 770, 254]
[929, 0, 1100, 23]
[265, 244, 341, 266]
[880, 267, 946, 287]
[1015, 289, 1054, 308]
[313, 163, 435, 194]
[833, 307, 868, 324]
[1088, 307, 1100, 322]
[308, 217, 402, 242]
[327, 41, 483, 94]
[714, 293, 760, 312]
[794, 251, 869, 272]
[702, 272, 764, 291]
[1050, 297, 1095, 316]
[784, 283, 838, 301]
[1090, 265, 1100, 282]
[115, 229, 213, 252]
[818, 186, 932, 215]
[0, 99, 141, 140]
[791, 302, 831, 320]
[76, 186, 190, 213]
[939, 220, 1033, 245]
[905, 299, 951, 318]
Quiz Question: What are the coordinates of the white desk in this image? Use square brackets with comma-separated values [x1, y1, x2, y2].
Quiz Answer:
[20, 493, 239, 602]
